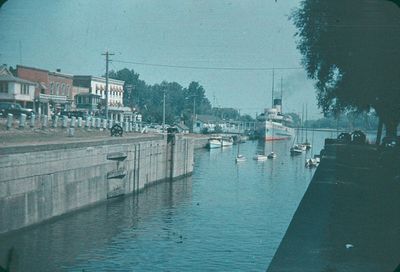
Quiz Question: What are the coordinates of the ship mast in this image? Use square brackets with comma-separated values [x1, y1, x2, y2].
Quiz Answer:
[271, 68, 275, 107]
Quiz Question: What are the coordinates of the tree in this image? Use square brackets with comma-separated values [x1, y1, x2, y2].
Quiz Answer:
[286, 112, 301, 128]
[108, 70, 212, 126]
[212, 107, 240, 120]
[239, 114, 255, 122]
[0, 1, 7, 9]
[108, 68, 147, 111]
[291, 0, 400, 138]
[183, 81, 212, 127]
[389, 0, 400, 8]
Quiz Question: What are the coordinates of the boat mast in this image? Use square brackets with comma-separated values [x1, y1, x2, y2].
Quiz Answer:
[305, 104, 308, 142]
[280, 77, 283, 113]
[301, 104, 304, 143]
[271, 68, 275, 140]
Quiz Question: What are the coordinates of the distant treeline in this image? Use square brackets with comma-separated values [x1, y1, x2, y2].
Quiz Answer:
[305, 112, 379, 131]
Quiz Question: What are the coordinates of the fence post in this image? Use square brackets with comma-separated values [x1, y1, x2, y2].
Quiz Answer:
[42, 115, 48, 128]
[71, 116, 76, 128]
[85, 117, 91, 128]
[30, 114, 35, 128]
[6, 113, 13, 130]
[62, 116, 68, 128]
[52, 115, 58, 128]
[19, 114, 27, 128]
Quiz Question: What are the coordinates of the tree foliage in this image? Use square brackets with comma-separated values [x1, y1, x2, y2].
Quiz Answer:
[108, 68, 212, 125]
[212, 107, 240, 121]
[306, 112, 379, 130]
[291, 0, 400, 136]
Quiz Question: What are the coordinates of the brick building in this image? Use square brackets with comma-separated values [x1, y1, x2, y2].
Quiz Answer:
[17, 65, 75, 115]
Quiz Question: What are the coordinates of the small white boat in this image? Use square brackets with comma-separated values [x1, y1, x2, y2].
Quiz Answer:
[221, 137, 233, 147]
[290, 144, 304, 155]
[208, 137, 222, 149]
[305, 158, 319, 168]
[298, 144, 307, 151]
[302, 142, 312, 150]
[253, 154, 269, 161]
[267, 151, 277, 159]
[235, 154, 247, 162]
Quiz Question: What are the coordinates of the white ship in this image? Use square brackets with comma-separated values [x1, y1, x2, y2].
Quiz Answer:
[257, 70, 294, 141]
[257, 98, 295, 141]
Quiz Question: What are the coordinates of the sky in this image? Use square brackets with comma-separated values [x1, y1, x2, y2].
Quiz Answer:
[0, 0, 321, 119]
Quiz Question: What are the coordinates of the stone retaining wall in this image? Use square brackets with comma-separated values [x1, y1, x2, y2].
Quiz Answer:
[0, 135, 194, 234]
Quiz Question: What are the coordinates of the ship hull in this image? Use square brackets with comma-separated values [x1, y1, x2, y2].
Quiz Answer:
[258, 121, 294, 141]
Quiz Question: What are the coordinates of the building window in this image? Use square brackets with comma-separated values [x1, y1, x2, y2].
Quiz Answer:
[20, 84, 29, 95]
[0, 82, 8, 93]
[56, 83, 60, 95]
[61, 83, 65, 95]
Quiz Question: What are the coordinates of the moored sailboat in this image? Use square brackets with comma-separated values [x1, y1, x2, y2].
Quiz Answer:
[235, 140, 246, 162]
[302, 104, 312, 150]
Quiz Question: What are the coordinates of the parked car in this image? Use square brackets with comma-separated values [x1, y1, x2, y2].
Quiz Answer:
[60, 110, 88, 119]
[0, 102, 34, 118]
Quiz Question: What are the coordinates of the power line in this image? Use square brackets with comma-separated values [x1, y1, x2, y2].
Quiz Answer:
[112, 59, 303, 71]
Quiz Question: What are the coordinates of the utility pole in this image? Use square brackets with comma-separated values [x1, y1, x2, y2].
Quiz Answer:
[102, 50, 114, 120]
[192, 96, 196, 131]
[162, 90, 166, 132]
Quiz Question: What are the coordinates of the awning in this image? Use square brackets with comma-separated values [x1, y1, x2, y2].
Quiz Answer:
[38, 93, 68, 104]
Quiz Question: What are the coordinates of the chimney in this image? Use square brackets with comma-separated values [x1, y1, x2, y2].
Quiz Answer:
[56, 68, 61, 72]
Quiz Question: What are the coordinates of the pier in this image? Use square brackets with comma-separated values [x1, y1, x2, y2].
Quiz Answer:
[267, 142, 400, 271]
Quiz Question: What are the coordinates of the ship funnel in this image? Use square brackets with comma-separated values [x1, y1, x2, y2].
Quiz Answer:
[273, 98, 282, 113]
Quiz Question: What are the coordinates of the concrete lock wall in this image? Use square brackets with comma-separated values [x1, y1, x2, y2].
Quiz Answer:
[0, 135, 194, 234]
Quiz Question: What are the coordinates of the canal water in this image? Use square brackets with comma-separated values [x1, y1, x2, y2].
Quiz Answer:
[0, 131, 331, 271]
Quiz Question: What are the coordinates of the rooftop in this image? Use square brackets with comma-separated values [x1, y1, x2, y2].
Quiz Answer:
[0, 65, 36, 85]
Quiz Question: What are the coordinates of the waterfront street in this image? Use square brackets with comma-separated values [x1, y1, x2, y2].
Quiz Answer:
[0, 121, 208, 150]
